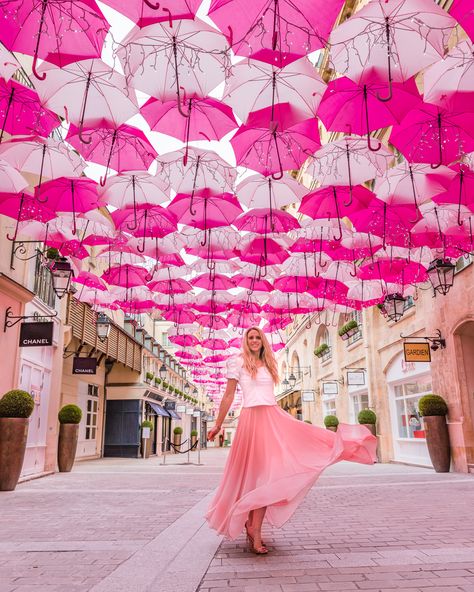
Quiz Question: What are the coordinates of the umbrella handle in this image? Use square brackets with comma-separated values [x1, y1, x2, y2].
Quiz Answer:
[343, 144, 354, 207]
[332, 187, 343, 241]
[376, 19, 393, 103]
[31, 0, 48, 80]
[0, 87, 15, 145]
[143, 0, 160, 8]
[35, 144, 48, 201]
[430, 112, 443, 169]
[271, 131, 284, 180]
[458, 170, 464, 226]
[6, 193, 25, 242]
[363, 85, 381, 152]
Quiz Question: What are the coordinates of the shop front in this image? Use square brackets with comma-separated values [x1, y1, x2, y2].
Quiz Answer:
[347, 371, 369, 424]
[386, 352, 433, 467]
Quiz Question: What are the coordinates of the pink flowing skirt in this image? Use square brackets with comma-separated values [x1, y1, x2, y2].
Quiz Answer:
[205, 405, 377, 540]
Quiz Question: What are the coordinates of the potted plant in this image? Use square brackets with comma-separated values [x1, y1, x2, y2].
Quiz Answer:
[324, 415, 339, 432]
[339, 320, 359, 341]
[0, 390, 35, 491]
[418, 394, 450, 473]
[57, 404, 82, 472]
[46, 247, 60, 261]
[141, 420, 154, 459]
[358, 409, 377, 436]
[145, 371, 154, 384]
[162, 381, 169, 390]
[154, 377, 161, 387]
[314, 343, 329, 359]
[173, 426, 183, 449]
[190, 429, 198, 448]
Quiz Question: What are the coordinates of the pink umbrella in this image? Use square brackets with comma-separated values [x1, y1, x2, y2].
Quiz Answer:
[111, 205, 177, 251]
[196, 314, 229, 330]
[141, 97, 237, 162]
[0, 0, 109, 79]
[298, 185, 375, 240]
[236, 173, 307, 210]
[101, 264, 150, 288]
[222, 57, 326, 121]
[451, 0, 474, 42]
[72, 271, 108, 291]
[175, 348, 202, 360]
[192, 273, 236, 291]
[317, 76, 421, 151]
[238, 236, 289, 270]
[330, 0, 455, 93]
[0, 79, 59, 142]
[305, 136, 393, 189]
[0, 136, 84, 190]
[358, 259, 428, 284]
[201, 338, 228, 351]
[233, 274, 274, 292]
[66, 121, 157, 185]
[227, 311, 261, 329]
[208, 0, 344, 62]
[169, 334, 200, 347]
[167, 190, 243, 233]
[35, 177, 99, 235]
[234, 208, 300, 234]
[99, 0, 201, 28]
[35, 59, 139, 135]
[0, 43, 20, 82]
[162, 309, 196, 325]
[390, 103, 474, 168]
[0, 160, 28, 193]
[183, 227, 241, 262]
[230, 103, 320, 178]
[0, 191, 56, 241]
[432, 167, 474, 226]
[148, 278, 193, 294]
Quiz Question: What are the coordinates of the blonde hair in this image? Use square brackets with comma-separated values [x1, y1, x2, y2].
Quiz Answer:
[241, 326, 279, 384]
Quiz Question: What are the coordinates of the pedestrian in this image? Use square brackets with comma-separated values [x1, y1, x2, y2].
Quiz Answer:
[206, 326, 377, 554]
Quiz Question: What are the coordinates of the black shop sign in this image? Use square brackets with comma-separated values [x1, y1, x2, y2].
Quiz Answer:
[72, 357, 97, 375]
[19, 322, 53, 347]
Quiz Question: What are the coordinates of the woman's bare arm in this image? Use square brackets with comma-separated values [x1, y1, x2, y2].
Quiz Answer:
[208, 378, 237, 439]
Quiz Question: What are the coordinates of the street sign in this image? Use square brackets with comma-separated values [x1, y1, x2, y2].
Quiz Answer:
[164, 401, 176, 410]
[142, 427, 151, 439]
[322, 382, 338, 395]
[403, 342, 431, 363]
[72, 357, 97, 375]
[176, 405, 186, 413]
[193, 410, 201, 417]
[347, 371, 365, 386]
[19, 321, 53, 347]
[302, 390, 315, 402]
[186, 407, 194, 415]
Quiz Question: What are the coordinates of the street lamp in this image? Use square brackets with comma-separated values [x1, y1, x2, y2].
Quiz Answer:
[159, 363, 167, 380]
[427, 259, 455, 296]
[193, 387, 198, 396]
[281, 377, 289, 390]
[96, 312, 111, 342]
[184, 383, 190, 393]
[383, 293, 406, 323]
[288, 372, 296, 389]
[50, 257, 73, 299]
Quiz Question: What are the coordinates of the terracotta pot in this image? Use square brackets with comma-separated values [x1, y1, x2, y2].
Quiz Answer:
[57, 423, 79, 472]
[361, 423, 376, 437]
[0, 418, 29, 491]
[191, 435, 198, 448]
[326, 426, 338, 432]
[173, 433, 182, 451]
[424, 415, 451, 472]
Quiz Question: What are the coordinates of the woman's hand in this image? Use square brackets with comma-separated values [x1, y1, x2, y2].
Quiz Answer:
[207, 425, 221, 441]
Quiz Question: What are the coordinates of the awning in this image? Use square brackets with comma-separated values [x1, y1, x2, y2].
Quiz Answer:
[167, 409, 181, 420]
[149, 402, 171, 418]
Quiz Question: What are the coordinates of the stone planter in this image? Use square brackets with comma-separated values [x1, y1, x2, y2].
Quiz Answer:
[361, 423, 376, 437]
[57, 424, 79, 472]
[340, 332, 350, 341]
[424, 415, 451, 472]
[0, 418, 29, 491]
[173, 434, 182, 451]
[191, 435, 198, 448]
[326, 426, 337, 432]
[143, 437, 152, 459]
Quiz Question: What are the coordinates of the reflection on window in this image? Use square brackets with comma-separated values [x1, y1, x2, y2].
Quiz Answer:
[393, 379, 432, 440]
[351, 393, 369, 423]
[323, 399, 336, 417]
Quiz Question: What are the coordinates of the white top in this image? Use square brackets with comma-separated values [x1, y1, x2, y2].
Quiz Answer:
[226, 355, 277, 408]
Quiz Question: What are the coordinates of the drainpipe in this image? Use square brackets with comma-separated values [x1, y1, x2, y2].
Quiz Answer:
[100, 359, 115, 458]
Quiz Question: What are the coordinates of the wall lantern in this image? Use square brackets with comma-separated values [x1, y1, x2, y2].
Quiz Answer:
[159, 363, 167, 380]
[383, 293, 406, 323]
[184, 382, 190, 393]
[427, 259, 455, 296]
[96, 312, 111, 342]
[50, 257, 73, 299]
[288, 372, 296, 389]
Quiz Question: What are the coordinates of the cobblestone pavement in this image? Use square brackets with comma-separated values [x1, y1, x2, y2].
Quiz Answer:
[1, 450, 474, 592]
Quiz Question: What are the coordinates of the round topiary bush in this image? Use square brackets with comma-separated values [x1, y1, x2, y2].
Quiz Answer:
[58, 404, 82, 424]
[418, 394, 448, 417]
[173, 426, 183, 435]
[190, 429, 198, 436]
[141, 420, 154, 430]
[358, 409, 377, 425]
[0, 390, 34, 418]
[324, 414, 339, 428]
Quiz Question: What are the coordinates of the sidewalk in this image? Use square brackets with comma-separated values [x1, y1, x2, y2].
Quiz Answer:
[1, 449, 474, 592]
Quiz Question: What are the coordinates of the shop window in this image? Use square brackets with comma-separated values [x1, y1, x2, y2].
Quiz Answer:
[393, 378, 432, 440]
[350, 393, 369, 423]
[85, 398, 98, 440]
[322, 398, 336, 417]
[161, 332, 172, 347]
[347, 311, 363, 346]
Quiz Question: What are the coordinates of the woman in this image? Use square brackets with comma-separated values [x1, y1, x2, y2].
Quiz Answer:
[206, 327, 376, 554]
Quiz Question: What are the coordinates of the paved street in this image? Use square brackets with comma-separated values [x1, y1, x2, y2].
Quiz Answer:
[1, 449, 474, 592]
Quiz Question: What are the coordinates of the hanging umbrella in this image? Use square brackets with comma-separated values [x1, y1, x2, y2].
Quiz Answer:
[195, 314, 229, 330]
[450, 0, 474, 43]
[192, 273, 236, 291]
[141, 97, 237, 163]
[233, 274, 274, 292]
[330, 0, 455, 95]
[390, 103, 474, 168]
[167, 190, 243, 232]
[35, 59, 139, 138]
[305, 136, 393, 188]
[111, 205, 177, 251]
[101, 264, 150, 288]
[35, 177, 99, 235]
[423, 41, 474, 112]
[432, 167, 474, 226]
[0, 160, 28, 193]
[236, 173, 307, 210]
[72, 271, 108, 291]
[231, 102, 320, 178]
[99, 0, 201, 28]
[317, 76, 421, 151]
[0, 136, 84, 191]
[0, 78, 59, 143]
[0, 42, 20, 81]
[0, 0, 109, 79]
[148, 278, 193, 294]
[117, 18, 230, 105]
[66, 120, 157, 186]
[357, 258, 428, 284]
[157, 147, 237, 194]
[169, 333, 200, 347]
[222, 56, 325, 121]
[0, 191, 56, 241]
[234, 208, 300, 234]
[208, 0, 344, 62]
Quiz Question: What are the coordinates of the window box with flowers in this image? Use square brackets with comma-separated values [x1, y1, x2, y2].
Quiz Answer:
[145, 372, 154, 384]
[314, 343, 330, 359]
[339, 320, 359, 341]
[154, 377, 161, 387]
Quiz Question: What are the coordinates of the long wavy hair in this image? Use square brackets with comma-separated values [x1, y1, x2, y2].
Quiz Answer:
[241, 326, 279, 384]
